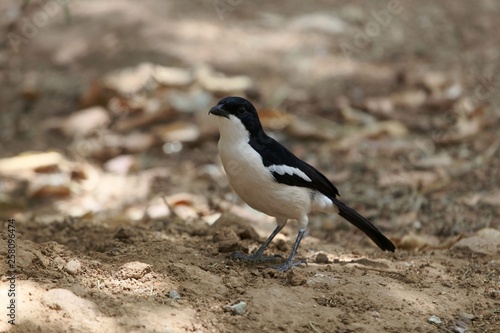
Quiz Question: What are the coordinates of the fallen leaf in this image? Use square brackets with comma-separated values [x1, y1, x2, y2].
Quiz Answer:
[28, 173, 72, 198]
[480, 190, 500, 206]
[154, 121, 200, 143]
[104, 155, 137, 175]
[153, 65, 193, 87]
[378, 170, 438, 188]
[102, 62, 157, 96]
[196, 65, 253, 93]
[440, 104, 485, 143]
[390, 90, 427, 109]
[0, 151, 69, 174]
[337, 121, 408, 149]
[168, 89, 213, 113]
[258, 108, 293, 130]
[165, 193, 210, 221]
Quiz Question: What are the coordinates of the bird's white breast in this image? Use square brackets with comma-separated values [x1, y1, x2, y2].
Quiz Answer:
[216, 116, 312, 219]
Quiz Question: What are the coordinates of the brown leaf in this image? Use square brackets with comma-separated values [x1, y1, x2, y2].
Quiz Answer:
[480, 190, 500, 206]
[337, 121, 408, 149]
[196, 65, 253, 93]
[61, 106, 110, 138]
[154, 121, 200, 143]
[440, 104, 485, 143]
[0, 152, 69, 175]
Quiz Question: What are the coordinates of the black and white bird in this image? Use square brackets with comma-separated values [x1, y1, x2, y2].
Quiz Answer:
[209, 96, 395, 271]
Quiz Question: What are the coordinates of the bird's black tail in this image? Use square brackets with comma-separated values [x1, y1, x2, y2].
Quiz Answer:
[331, 198, 395, 252]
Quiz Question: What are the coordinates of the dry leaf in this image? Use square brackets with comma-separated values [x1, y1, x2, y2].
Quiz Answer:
[480, 190, 500, 206]
[152, 65, 193, 87]
[104, 155, 137, 175]
[398, 233, 439, 250]
[0, 151, 69, 175]
[392, 90, 427, 109]
[337, 121, 408, 149]
[165, 193, 210, 221]
[258, 108, 293, 130]
[196, 65, 253, 93]
[364, 97, 394, 115]
[378, 170, 438, 188]
[154, 121, 200, 143]
[28, 173, 72, 198]
[168, 89, 213, 113]
[115, 108, 175, 132]
[440, 105, 485, 143]
[62, 106, 111, 137]
[102, 62, 157, 96]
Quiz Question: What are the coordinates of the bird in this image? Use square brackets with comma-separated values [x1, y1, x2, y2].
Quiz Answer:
[209, 96, 395, 271]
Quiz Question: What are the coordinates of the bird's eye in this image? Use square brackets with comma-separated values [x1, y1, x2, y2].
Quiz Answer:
[237, 108, 246, 115]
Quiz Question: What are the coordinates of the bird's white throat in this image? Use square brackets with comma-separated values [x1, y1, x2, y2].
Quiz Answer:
[216, 115, 250, 144]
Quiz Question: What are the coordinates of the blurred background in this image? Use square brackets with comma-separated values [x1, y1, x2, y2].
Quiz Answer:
[0, 1, 499, 332]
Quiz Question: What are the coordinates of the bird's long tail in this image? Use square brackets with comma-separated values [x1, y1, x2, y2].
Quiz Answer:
[331, 198, 395, 252]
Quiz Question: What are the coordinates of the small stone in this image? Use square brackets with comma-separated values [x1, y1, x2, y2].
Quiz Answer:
[428, 315, 442, 325]
[454, 320, 469, 332]
[168, 290, 181, 301]
[314, 252, 329, 264]
[459, 313, 475, 322]
[286, 270, 307, 286]
[442, 280, 453, 288]
[114, 227, 137, 240]
[118, 261, 151, 280]
[224, 301, 247, 315]
[65, 259, 82, 275]
[54, 256, 66, 270]
[488, 290, 500, 298]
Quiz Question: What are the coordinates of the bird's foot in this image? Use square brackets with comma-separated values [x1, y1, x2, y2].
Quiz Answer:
[270, 259, 306, 272]
[230, 251, 283, 263]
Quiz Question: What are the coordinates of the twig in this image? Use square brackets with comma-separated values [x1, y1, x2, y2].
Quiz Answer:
[309, 321, 322, 333]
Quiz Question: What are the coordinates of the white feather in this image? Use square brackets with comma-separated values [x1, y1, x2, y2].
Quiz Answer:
[268, 164, 312, 182]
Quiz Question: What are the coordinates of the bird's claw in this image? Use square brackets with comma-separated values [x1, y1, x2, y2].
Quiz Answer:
[270, 259, 306, 272]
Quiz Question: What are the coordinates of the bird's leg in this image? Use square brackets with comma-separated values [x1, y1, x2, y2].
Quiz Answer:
[231, 218, 287, 262]
[271, 229, 306, 272]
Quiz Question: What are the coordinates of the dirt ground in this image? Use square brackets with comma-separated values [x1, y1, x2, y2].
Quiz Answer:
[0, 1, 499, 332]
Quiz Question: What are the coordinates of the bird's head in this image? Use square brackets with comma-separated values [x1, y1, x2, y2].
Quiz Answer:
[209, 96, 263, 139]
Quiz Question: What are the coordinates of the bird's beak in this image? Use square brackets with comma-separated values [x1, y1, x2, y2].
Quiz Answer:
[209, 104, 230, 118]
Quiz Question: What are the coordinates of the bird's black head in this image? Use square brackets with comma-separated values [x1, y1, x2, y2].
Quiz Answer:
[209, 96, 263, 134]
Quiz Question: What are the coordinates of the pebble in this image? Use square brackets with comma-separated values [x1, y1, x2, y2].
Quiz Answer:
[428, 315, 442, 325]
[453, 326, 466, 333]
[459, 313, 474, 321]
[314, 252, 329, 264]
[224, 301, 247, 315]
[168, 290, 181, 301]
[54, 256, 66, 270]
[65, 259, 82, 275]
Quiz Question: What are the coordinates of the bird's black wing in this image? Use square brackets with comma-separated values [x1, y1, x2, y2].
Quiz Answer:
[249, 136, 340, 197]
[249, 135, 395, 252]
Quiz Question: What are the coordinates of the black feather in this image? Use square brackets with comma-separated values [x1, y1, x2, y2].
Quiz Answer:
[331, 198, 395, 252]
[249, 134, 340, 197]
